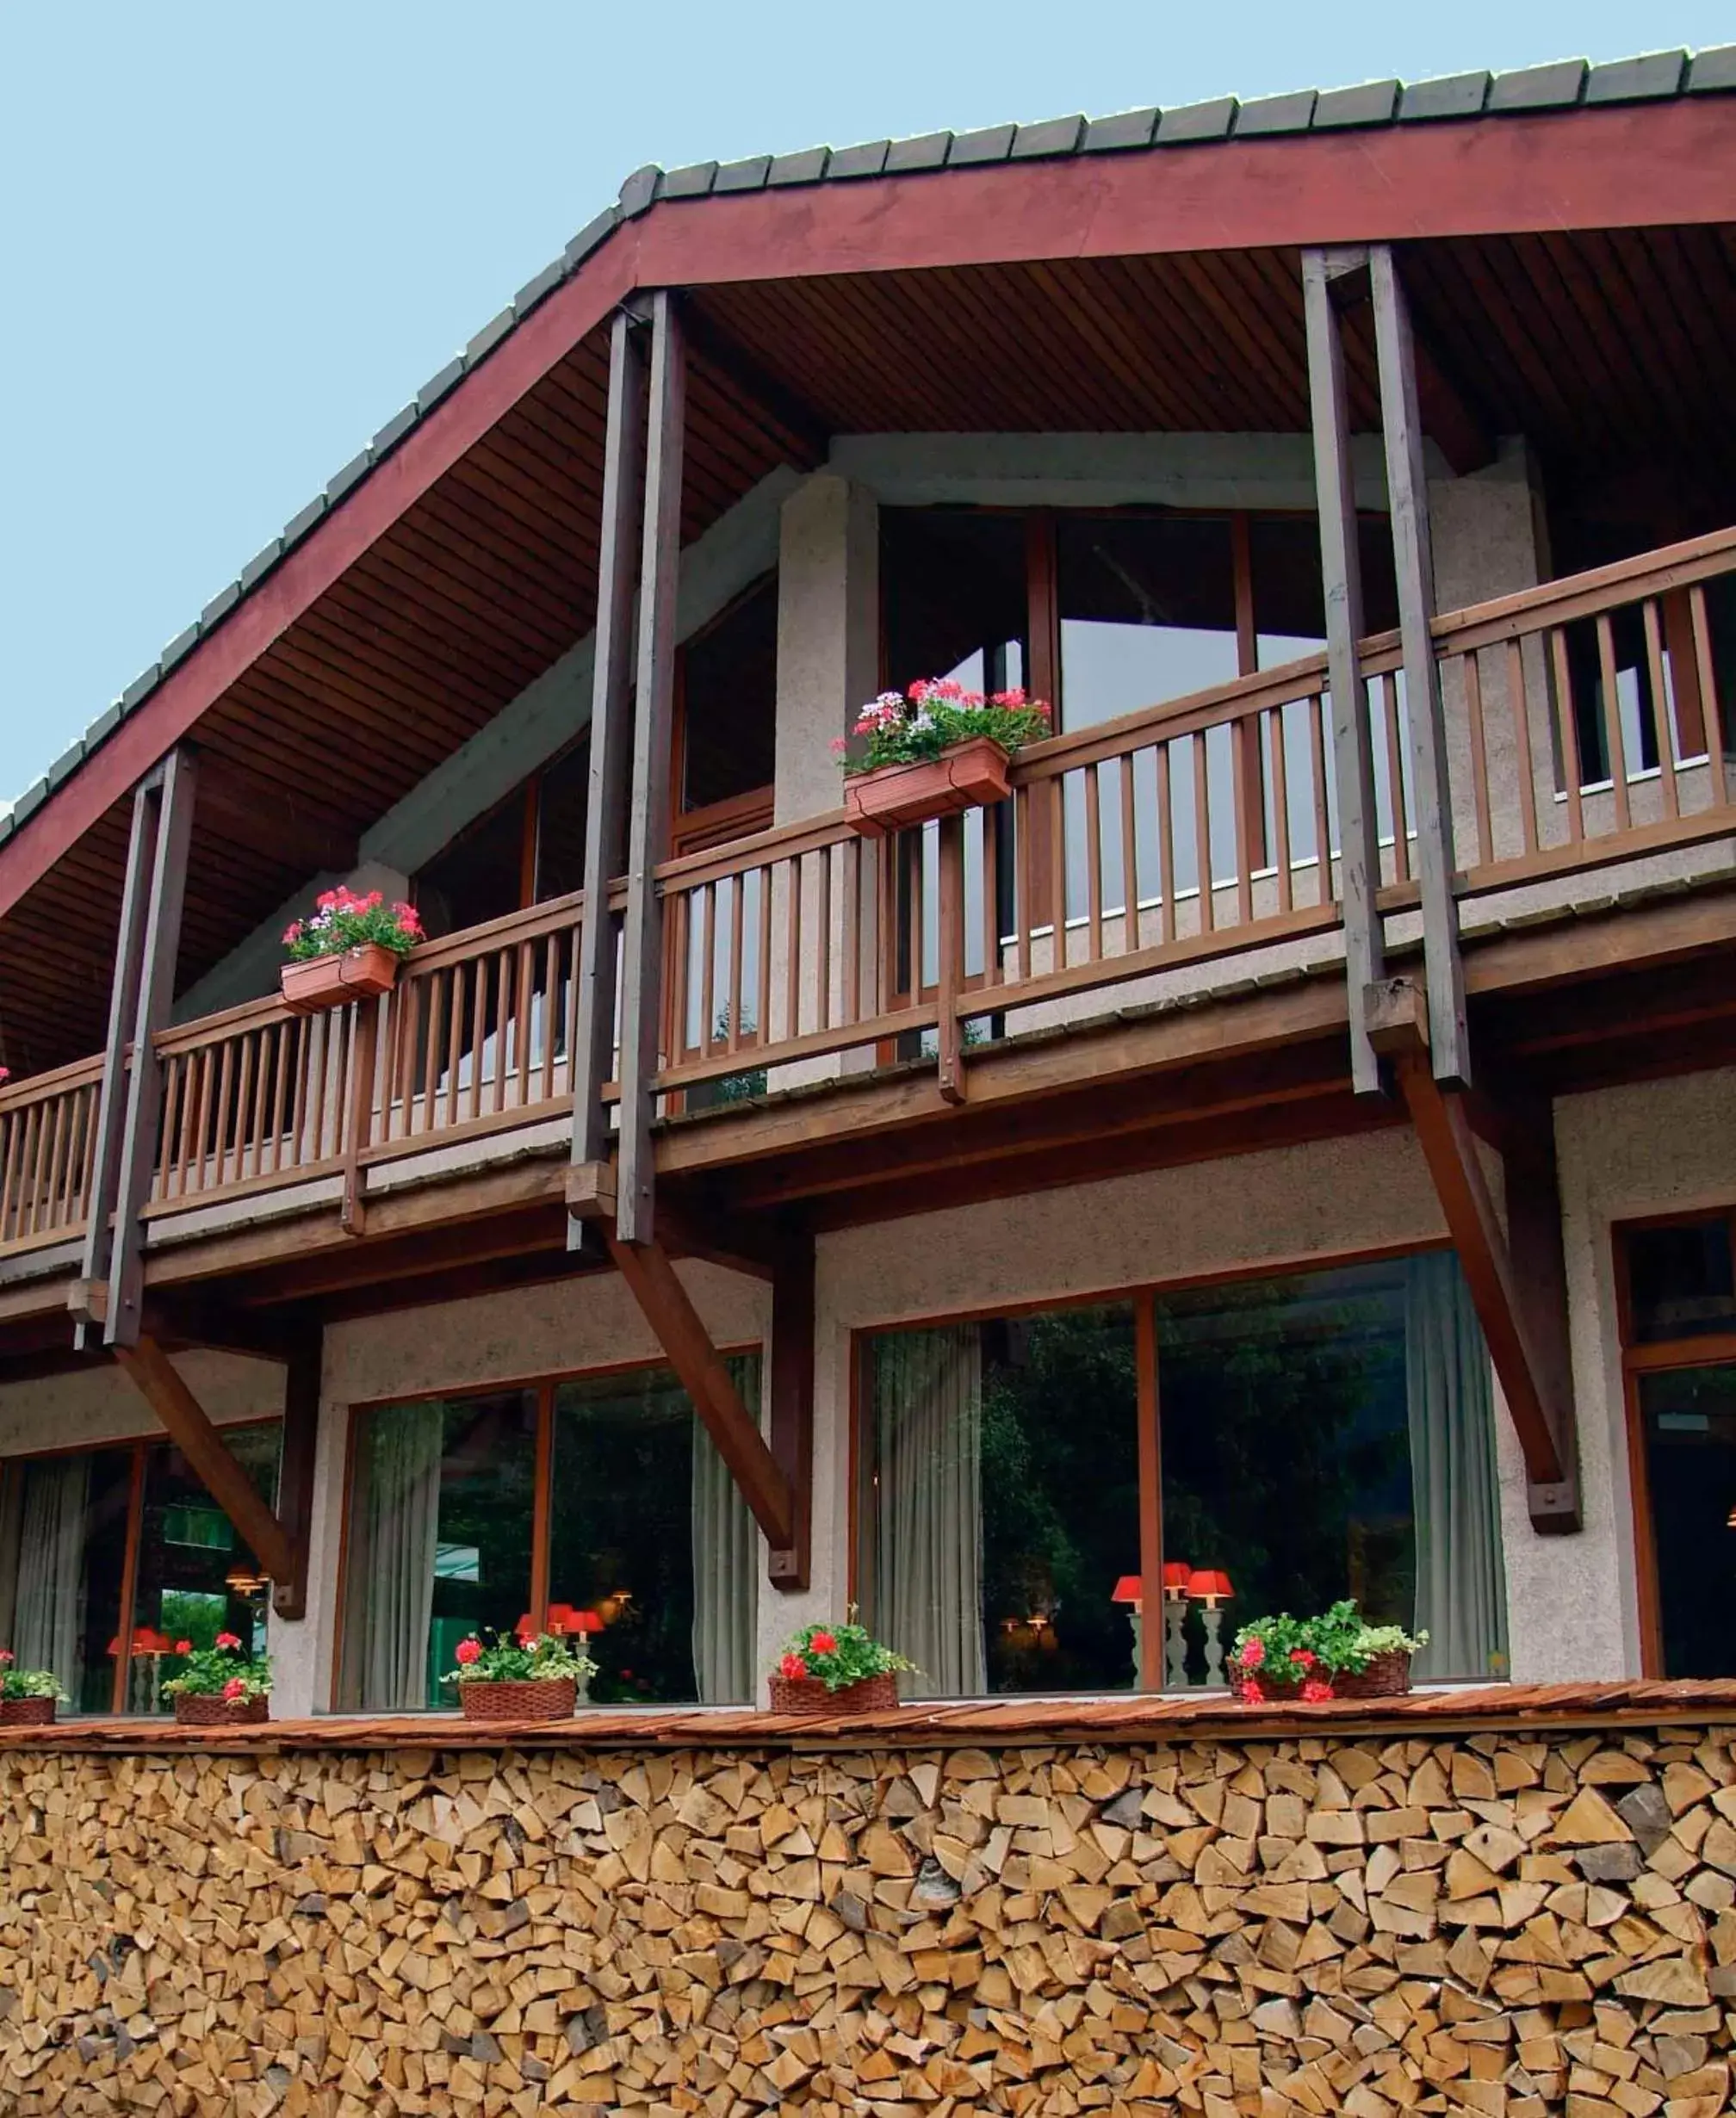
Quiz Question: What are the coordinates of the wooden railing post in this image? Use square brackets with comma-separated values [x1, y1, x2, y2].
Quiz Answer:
[567, 306, 649, 1244]
[936, 814, 966, 1103]
[1371, 245, 1472, 1088]
[617, 290, 685, 1247]
[1302, 248, 1386, 1097]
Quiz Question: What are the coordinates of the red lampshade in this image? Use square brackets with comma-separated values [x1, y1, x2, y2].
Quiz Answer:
[1187, 1570, 1234, 1605]
[1162, 1562, 1194, 1593]
[133, 1627, 170, 1653]
[546, 1602, 578, 1632]
[1111, 1576, 1143, 1606]
[568, 1608, 604, 1635]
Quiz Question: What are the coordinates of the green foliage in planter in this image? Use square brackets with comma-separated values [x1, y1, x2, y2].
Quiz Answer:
[0, 1652, 66, 1702]
[162, 1632, 271, 1701]
[444, 1627, 596, 1689]
[774, 1619, 914, 1693]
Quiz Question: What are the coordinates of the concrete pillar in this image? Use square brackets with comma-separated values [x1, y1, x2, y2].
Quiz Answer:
[773, 474, 879, 826]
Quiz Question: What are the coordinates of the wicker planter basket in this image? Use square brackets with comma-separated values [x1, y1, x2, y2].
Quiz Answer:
[281, 942, 400, 1015]
[0, 1696, 57, 1726]
[844, 738, 1012, 839]
[768, 1671, 899, 1716]
[458, 1678, 577, 1724]
[1330, 1649, 1413, 1700]
[173, 1693, 270, 1726]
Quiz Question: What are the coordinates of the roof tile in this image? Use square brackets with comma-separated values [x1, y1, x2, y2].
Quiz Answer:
[416, 360, 465, 413]
[238, 541, 282, 593]
[512, 258, 564, 314]
[325, 450, 373, 505]
[714, 154, 772, 193]
[46, 741, 85, 790]
[1487, 58, 1587, 111]
[158, 626, 201, 673]
[371, 404, 418, 455]
[281, 496, 326, 548]
[11, 779, 47, 824]
[826, 139, 890, 180]
[120, 669, 160, 712]
[767, 146, 830, 185]
[465, 308, 517, 363]
[563, 207, 619, 268]
[1687, 45, 1736, 91]
[660, 160, 718, 199]
[1011, 115, 1085, 158]
[1234, 89, 1318, 135]
[1398, 71, 1491, 121]
[948, 123, 1016, 165]
[1312, 79, 1398, 128]
[617, 164, 662, 217]
[84, 703, 123, 746]
[1584, 51, 1686, 103]
[884, 130, 952, 173]
[1154, 97, 1237, 144]
[201, 583, 241, 628]
[1082, 105, 1159, 152]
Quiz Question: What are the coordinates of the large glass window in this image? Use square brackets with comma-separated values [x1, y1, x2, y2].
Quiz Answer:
[1058, 515, 1239, 728]
[860, 1249, 1507, 1697]
[0, 1423, 281, 1716]
[339, 1358, 760, 1712]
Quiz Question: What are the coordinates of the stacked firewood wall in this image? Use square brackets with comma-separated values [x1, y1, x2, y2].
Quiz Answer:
[1, 1726, 1732, 2116]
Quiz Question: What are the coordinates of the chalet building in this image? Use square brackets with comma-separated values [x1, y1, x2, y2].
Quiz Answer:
[0, 45, 1733, 1741]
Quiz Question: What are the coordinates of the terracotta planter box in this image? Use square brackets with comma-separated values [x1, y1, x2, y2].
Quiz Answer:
[767, 1671, 899, 1716]
[459, 1677, 577, 1724]
[844, 738, 1012, 839]
[0, 1696, 56, 1726]
[173, 1694, 270, 1726]
[280, 942, 400, 1015]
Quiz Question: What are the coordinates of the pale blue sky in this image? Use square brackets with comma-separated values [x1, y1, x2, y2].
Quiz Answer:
[2, 2, 1728, 803]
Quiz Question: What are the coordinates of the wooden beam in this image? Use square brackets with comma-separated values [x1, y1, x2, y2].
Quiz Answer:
[271, 1323, 322, 1619]
[1370, 245, 1472, 1087]
[1367, 975, 1579, 1530]
[1302, 249, 1385, 1097]
[604, 1229, 795, 1551]
[617, 291, 686, 1245]
[766, 1228, 815, 1591]
[569, 308, 648, 1248]
[106, 746, 198, 1347]
[112, 1335, 299, 1585]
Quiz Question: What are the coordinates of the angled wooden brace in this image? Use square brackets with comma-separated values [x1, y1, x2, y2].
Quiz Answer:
[1367, 976, 1580, 1532]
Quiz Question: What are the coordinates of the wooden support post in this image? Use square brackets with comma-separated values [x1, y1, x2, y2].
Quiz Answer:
[568, 307, 649, 1247]
[1303, 249, 1385, 1097]
[766, 1228, 815, 1592]
[617, 291, 686, 1246]
[270, 1320, 322, 1619]
[1370, 245, 1472, 1088]
[605, 1229, 796, 1552]
[105, 746, 198, 1347]
[71, 759, 169, 1347]
[113, 1335, 299, 1586]
[1367, 975, 1580, 1531]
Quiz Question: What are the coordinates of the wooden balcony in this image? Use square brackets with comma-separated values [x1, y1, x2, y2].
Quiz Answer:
[3, 526, 1733, 1307]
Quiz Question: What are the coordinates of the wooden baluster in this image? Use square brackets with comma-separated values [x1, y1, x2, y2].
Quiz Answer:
[936, 814, 965, 1104]
[1156, 745, 1176, 944]
[1689, 585, 1729, 808]
[247, 1028, 270, 1180]
[759, 863, 777, 1044]
[490, 948, 510, 1114]
[514, 941, 535, 1108]
[815, 842, 833, 1032]
[1116, 758, 1138, 953]
[1640, 599, 1679, 820]
[1595, 613, 1631, 833]
[415, 972, 438, 1138]
[443, 965, 465, 1129]
[0, 1108, 18, 1242]
[1048, 778, 1067, 963]
[985, 800, 1006, 985]
[1083, 762, 1104, 962]
[210, 1039, 235, 1190]
[1380, 673, 1410, 882]
[186, 1048, 213, 1195]
[699, 883, 718, 1058]
[786, 855, 804, 1037]
[665, 889, 690, 1065]
[908, 837, 926, 1004]
[1268, 709, 1293, 914]
[154, 1057, 181, 1200]
[1015, 783, 1035, 983]
[540, 935, 560, 1102]
[69, 1088, 92, 1223]
[725, 876, 746, 1055]
[1548, 629, 1586, 845]
[1308, 694, 1332, 907]
[269, 1019, 291, 1174]
[1506, 639, 1540, 859]
[1193, 731, 1214, 933]
[1230, 720, 1256, 925]
[287, 1017, 310, 1169]
[468, 956, 488, 1121]
[17, 1105, 43, 1238]
[1460, 651, 1495, 866]
[235, 1033, 258, 1183]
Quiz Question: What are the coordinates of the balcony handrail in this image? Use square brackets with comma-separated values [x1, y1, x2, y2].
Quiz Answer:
[1430, 522, 1736, 655]
[0, 1048, 103, 1116]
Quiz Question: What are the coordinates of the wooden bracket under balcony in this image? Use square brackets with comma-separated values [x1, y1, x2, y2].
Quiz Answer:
[1367, 975, 1581, 1532]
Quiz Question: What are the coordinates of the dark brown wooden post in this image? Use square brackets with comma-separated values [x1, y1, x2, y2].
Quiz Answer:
[272, 1319, 323, 1620]
[766, 1228, 815, 1592]
[103, 746, 198, 1348]
[1370, 245, 1472, 1088]
[567, 307, 649, 1245]
[617, 290, 685, 1246]
[1302, 249, 1385, 1096]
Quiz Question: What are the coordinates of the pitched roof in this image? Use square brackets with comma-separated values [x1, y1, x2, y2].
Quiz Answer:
[7, 46, 1734, 840]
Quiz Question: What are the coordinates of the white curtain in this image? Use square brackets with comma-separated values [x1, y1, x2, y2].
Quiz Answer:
[690, 1356, 758, 1705]
[13, 1455, 90, 1696]
[1405, 1254, 1510, 1681]
[875, 1326, 987, 1698]
[350, 1402, 444, 1711]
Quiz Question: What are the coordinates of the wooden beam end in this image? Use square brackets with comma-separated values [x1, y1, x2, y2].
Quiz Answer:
[1527, 1472, 1581, 1536]
[566, 1161, 618, 1221]
[1365, 974, 1429, 1057]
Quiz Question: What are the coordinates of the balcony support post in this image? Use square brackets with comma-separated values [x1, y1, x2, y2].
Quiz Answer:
[1302, 247, 1386, 1097]
[70, 745, 197, 1351]
[1368, 975, 1580, 1532]
[568, 307, 649, 1247]
[766, 1227, 815, 1591]
[617, 291, 686, 1247]
[1371, 245, 1472, 1088]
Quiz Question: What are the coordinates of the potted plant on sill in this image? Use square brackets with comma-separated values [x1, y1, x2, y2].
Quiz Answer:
[838, 679, 1051, 839]
[768, 1619, 913, 1715]
[445, 1627, 596, 1724]
[162, 1632, 272, 1725]
[280, 886, 423, 1014]
[1231, 1600, 1427, 1704]
[0, 1650, 66, 1726]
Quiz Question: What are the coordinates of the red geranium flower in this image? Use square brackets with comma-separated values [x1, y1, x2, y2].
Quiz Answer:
[1288, 1649, 1316, 1669]
[808, 1631, 837, 1656]
[1300, 1679, 1335, 1703]
[174, 1640, 192, 1656]
[1238, 1680, 1263, 1703]
[1237, 1638, 1264, 1669]
[0, 1650, 14, 1666]
[454, 1638, 482, 1666]
[221, 1677, 247, 1701]
[778, 1653, 807, 1681]
[214, 1632, 243, 1652]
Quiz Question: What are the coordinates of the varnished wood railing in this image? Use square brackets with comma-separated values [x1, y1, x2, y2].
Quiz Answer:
[2, 530, 1730, 1242]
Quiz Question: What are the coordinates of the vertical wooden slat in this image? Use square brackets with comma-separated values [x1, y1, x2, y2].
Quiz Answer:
[935, 814, 965, 1104]
[443, 965, 465, 1129]
[1640, 600, 1680, 820]
[468, 955, 488, 1121]
[20, 1105, 45, 1238]
[668, 889, 692, 1062]
[1661, 587, 1709, 759]
[1688, 585, 1728, 808]
[288, 1018, 310, 1171]
[1230, 509, 1268, 873]
[1015, 784, 1035, 982]
[540, 934, 560, 1102]
[1380, 672, 1410, 883]
[270, 1019, 292, 1174]
[244, 1030, 267, 1180]
[984, 800, 1005, 983]
[1308, 694, 1331, 907]
[212, 1037, 236, 1189]
[1461, 652, 1495, 865]
[1230, 719, 1255, 924]
[186, 1049, 213, 1198]
[785, 855, 805, 1032]
[815, 841, 833, 1033]
[1048, 777, 1067, 960]
[1507, 640, 1541, 858]
[1595, 613, 1632, 831]
[1549, 629, 1587, 844]
[514, 940, 535, 1107]
[1193, 732, 1213, 934]
[699, 885, 718, 1056]
[1083, 763, 1103, 961]
[727, 880, 747, 1054]
[0, 1109, 20, 1242]
[1268, 710, 1293, 913]
[1117, 758, 1138, 951]
[760, 862, 778, 1041]
[1156, 745, 1176, 944]
[908, 838, 925, 1001]
[154, 1056, 181, 1200]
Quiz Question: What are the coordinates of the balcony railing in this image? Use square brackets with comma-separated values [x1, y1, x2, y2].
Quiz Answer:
[3, 528, 1732, 1256]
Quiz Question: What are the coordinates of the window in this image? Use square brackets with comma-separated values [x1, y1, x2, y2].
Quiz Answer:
[0, 1424, 281, 1716]
[679, 575, 778, 819]
[859, 1249, 1507, 1697]
[338, 1358, 760, 1712]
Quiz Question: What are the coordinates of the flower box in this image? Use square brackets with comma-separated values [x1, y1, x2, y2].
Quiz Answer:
[174, 1693, 270, 1726]
[844, 737, 1013, 839]
[458, 1677, 577, 1723]
[0, 1696, 56, 1727]
[280, 942, 401, 1015]
[1329, 1648, 1413, 1699]
[768, 1670, 900, 1716]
